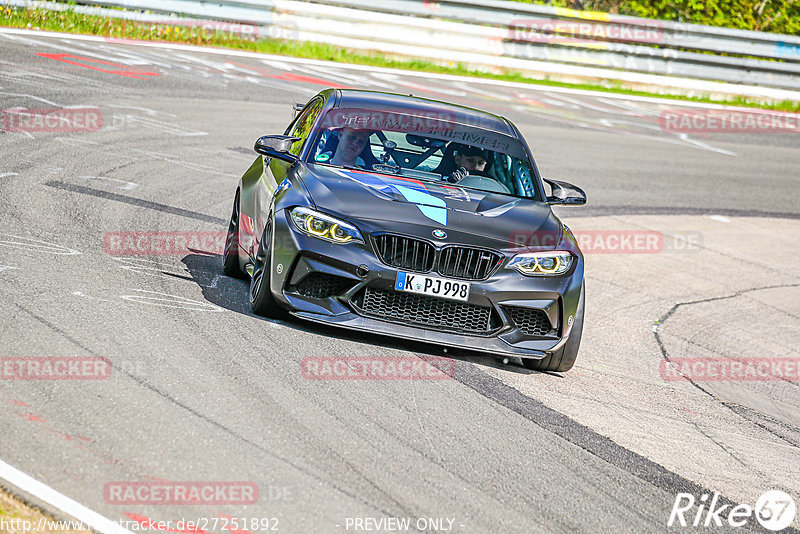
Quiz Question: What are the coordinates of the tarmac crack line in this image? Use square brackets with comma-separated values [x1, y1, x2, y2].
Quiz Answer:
[653, 282, 800, 449]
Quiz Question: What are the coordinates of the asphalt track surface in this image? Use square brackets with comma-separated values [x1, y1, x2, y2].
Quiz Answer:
[0, 29, 798, 534]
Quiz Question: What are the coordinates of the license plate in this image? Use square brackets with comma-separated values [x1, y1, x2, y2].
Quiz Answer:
[395, 271, 470, 302]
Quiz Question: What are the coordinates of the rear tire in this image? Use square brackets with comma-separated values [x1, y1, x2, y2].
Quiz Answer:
[222, 192, 245, 279]
[523, 285, 584, 373]
[249, 219, 287, 319]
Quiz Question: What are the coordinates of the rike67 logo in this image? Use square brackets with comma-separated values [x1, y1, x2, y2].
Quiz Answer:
[669, 490, 796, 531]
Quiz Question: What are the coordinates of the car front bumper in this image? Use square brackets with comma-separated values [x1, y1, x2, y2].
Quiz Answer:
[267, 209, 584, 360]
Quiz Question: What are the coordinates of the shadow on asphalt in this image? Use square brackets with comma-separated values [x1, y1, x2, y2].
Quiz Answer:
[182, 252, 549, 377]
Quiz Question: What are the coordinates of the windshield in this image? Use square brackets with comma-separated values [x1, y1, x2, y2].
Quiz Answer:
[308, 108, 539, 199]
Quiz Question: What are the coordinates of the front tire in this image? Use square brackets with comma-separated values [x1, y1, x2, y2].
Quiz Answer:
[249, 219, 287, 319]
[523, 285, 584, 373]
[222, 192, 245, 279]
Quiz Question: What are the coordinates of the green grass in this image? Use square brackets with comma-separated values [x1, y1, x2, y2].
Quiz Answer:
[2, 5, 799, 112]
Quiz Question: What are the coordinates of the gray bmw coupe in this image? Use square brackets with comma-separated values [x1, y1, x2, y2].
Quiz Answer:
[223, 89, 587, 372]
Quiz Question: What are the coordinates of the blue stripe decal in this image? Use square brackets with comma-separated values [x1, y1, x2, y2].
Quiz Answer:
[334, 170, 449, 226]
[394, 185, 448, 226]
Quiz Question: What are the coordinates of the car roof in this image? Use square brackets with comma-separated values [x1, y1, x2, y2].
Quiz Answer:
[333, 89, 515, 136]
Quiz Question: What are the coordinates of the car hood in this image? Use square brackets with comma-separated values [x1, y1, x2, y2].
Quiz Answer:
[299, 164, 563, 250]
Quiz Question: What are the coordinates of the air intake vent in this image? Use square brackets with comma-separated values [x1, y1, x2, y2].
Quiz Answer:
[354, 287, 495, 334]
[291, 273, 355, 299]
[503, 306, 554, 337]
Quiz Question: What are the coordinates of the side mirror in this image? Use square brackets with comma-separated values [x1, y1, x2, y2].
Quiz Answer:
[544, 178, 586, 206]
[254, 135, 301, 163]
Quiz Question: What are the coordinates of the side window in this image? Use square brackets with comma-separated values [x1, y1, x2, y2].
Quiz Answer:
[288, 99, 324, 156]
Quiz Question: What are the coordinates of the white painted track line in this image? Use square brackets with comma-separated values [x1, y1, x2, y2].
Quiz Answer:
[0, 458, 132, 534]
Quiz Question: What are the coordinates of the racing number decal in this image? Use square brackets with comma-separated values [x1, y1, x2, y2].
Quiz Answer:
[36, 53, 160, 79]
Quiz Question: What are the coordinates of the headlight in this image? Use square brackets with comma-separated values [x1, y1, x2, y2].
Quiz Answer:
[506, 251, 573, 276]
[290, 207, 363, 244]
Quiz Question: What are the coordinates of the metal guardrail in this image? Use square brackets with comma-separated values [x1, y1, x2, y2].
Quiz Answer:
[15, 0, 800, 92]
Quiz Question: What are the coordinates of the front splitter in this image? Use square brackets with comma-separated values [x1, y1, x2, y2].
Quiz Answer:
[289, 310, 552, 359]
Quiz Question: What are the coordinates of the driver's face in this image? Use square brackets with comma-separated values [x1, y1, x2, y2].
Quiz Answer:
[455, 152, 487, 172]
[338, 129, 369, 161]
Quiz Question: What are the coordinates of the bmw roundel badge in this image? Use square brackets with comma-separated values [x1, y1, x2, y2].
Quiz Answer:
[432, 229, 447, 239]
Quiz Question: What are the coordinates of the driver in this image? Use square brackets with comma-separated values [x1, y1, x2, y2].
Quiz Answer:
[329, 128, 371, 168]
[453, 145, 488, 173]
[433, 143, 490, 181]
